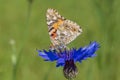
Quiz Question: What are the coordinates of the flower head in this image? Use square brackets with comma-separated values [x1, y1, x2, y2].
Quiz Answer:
[38, 41, 99, 79]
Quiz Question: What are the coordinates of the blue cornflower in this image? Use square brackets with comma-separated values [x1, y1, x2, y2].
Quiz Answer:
[38, 41, 99, 79]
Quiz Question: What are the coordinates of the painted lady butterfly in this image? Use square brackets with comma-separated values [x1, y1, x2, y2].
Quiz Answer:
[46, 8, 82, 50]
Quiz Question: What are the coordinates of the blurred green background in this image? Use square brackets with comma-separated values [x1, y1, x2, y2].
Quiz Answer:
[0, 0, 120, 80]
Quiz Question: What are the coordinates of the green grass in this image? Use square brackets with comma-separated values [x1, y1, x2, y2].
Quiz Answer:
[0, 0, 120, 80]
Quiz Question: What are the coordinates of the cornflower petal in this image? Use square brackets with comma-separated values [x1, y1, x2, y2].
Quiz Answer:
[56, 58, 65, 67]
[74, 41, 99, 62]
[38, 50, 50, 61]
[38, 50, 58, 61]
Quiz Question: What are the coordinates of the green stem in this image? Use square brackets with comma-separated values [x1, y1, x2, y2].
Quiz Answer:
[12, 1, 33, 80]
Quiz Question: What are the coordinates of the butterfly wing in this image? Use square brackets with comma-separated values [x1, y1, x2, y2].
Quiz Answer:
[46, 8, 65, 31]
[57, 19, 82, 45]
[46, 8, 65, 47]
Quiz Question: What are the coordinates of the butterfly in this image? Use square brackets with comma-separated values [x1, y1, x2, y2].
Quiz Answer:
[46, 8, 82, 50]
